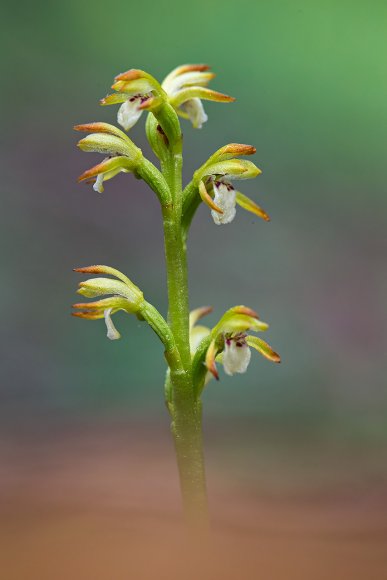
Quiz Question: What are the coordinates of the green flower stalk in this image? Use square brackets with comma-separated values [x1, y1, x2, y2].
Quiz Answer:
[72, 64, 280, 528]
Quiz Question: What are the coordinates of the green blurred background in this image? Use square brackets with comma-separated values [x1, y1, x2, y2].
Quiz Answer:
[1, 0, 387, 488]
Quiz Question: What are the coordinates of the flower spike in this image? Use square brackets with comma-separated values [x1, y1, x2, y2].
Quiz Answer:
[73, 64, 280, 530]
[71, 61, 281, 521]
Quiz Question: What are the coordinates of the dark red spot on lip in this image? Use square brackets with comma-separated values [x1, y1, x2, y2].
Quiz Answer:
[129, 93, 146, 103]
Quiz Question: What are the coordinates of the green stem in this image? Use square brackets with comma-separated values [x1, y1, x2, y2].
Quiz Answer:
[171, 396, 209, 528]
[139, 301, 182, 373]
[162, 151, 191, 371]
[161, 143, 209, 528]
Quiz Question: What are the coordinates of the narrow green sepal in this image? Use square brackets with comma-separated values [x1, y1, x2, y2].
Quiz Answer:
[77, 278, 143, 307]
[235, 191, 270, 222]
[246, 336, 281, 363]
[195, 159, 261, 182]
[77, 133, 141, 161]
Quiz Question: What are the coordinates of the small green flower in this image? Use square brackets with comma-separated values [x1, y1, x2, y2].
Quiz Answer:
[74, 123, 142, 193]
[100, 64, 234, 131]
[72, 265, 144, 340]
[197, 145, 270, 225]
[204, 306, 280, 380]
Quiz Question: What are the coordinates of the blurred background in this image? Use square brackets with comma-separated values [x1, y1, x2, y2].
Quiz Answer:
[1, 0, 387, 577]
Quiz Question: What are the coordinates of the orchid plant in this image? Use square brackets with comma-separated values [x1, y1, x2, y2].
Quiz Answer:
[72, 64, 280, 527]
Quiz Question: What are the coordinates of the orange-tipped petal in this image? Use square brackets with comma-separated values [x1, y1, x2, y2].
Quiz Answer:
[162, 64, 211, 87]
[199, 181, 223, 214]
[205, 144, 256, 166]
[229, 306, 259, 319]
[77, 157, 133, 183]
[246, 336, 281, 363]
[236, 191, 270, 222]
[73, 122, 129, 141]
[169, 64, 211, 76]
[74, 122, 111, 133]
[99, 93, 129, 106]
[220, 144, 256, 157]
[198, 88, 235, 102]
[205, 339, 219, 380]
[74, 265, 107, 274]
[73, 265, 132, 286]
[114, 69, 148, 82]
[72, 297, 127, 310]
[171, 87, 235, 108]
[71, 311, 104, 320]
[189, 306, 213, 329]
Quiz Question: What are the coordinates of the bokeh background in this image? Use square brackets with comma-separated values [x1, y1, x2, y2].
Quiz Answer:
[1, 0, 387, 577]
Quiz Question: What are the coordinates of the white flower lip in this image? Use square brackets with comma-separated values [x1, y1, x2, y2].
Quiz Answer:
[104, 308, 121, 340]
[223, 337, 251, 375]
[211, 179, 236, 225]
[117, 96, 145, 131]
[93, 173, 104, 193]
[181, 98, 208, 129]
